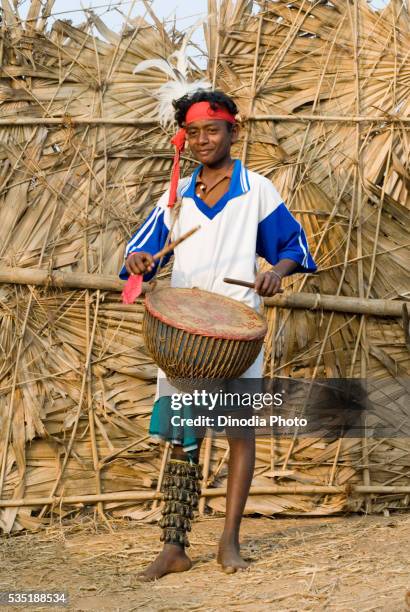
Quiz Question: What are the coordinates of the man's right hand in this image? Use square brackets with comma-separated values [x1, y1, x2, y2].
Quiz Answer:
[125, 252, 155, 275]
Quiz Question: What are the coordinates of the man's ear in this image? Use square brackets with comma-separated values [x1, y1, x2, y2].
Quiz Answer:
[230, 123, 239, 144]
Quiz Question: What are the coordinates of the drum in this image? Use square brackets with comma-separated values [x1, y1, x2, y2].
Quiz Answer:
[142, 287, 267, 382]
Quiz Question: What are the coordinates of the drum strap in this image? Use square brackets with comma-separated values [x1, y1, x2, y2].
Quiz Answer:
[159, 458, 202, 547]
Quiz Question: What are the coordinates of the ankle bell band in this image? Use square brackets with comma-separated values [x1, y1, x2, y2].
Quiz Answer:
[159, 459, 202, 548]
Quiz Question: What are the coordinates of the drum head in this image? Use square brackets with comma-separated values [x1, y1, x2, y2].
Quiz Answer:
[145, 287, 267, 341]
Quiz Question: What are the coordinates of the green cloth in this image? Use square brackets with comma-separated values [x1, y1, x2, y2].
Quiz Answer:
[149, 396, 199, 451]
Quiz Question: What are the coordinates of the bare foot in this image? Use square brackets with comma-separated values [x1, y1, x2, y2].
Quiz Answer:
[217, 536, 249, 574]
[137, 544, 192, 581]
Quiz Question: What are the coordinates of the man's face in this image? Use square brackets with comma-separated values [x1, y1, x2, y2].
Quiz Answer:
[185, 119, 238, 166]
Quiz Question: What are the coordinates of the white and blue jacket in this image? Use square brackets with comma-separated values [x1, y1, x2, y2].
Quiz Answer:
[120, 159, 316, 310]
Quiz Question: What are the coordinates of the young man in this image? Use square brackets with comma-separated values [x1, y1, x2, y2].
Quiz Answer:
[120, 90, 316, 579]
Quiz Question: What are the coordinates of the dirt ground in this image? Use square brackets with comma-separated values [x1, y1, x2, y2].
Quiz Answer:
[1, 513, 410, 612]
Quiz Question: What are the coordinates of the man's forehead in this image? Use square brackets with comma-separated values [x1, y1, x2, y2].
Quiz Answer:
[185, 119, 226, 129]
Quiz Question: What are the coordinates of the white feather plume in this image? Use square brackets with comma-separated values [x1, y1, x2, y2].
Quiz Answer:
[133, 24, 211, 126]
[133, 58, 177, 81]
[156, 78, 212, 126]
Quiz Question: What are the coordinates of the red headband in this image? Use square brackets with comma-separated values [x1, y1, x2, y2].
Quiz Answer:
[185, 101, 236, 125]
[168, 101, 236, 208]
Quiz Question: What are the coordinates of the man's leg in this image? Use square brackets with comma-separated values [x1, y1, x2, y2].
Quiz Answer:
[139, 442, 203, 581]
[217, 430, 255, 572]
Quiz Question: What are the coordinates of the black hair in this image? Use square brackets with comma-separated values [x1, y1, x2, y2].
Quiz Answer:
[173, 89, 238, 127]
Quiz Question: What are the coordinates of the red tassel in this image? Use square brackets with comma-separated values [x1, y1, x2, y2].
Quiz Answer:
[121, 274, 143, 304]
[168, 128, 186, 208]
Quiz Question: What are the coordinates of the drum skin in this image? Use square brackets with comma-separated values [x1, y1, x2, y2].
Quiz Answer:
[142, 287, 267, 381]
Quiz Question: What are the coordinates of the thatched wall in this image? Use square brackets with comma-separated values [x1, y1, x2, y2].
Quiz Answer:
[0, 0, 409, 532]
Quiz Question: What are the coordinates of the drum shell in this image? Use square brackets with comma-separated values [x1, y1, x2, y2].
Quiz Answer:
[142, 308, 264, 381]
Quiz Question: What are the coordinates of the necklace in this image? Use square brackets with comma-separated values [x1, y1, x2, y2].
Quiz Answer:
[198, 161, 234, 195]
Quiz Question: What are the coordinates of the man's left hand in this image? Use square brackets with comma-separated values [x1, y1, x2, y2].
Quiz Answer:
[255, 270, 283, 297]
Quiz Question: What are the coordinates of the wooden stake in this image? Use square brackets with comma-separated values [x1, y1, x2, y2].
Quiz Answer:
[151, 442, 170, 511]
[199, 433, 213, 515]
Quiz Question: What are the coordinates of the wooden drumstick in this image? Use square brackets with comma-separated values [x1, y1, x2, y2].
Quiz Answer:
[223, 276, 284, 294]
[153, 225, 201, 261]
[224, 277, 255, 288]
[122, 225, 201, 304]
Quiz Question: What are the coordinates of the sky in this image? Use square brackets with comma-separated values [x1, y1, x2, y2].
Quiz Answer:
[18, 0, 389, 27]
[18, 0, 389, 65]
[19, 0, 210, 62]
[19, 0, 208, 29]
[18, 0, 390, 31]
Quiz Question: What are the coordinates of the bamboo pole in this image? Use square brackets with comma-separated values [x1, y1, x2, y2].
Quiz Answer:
[266, 293, 403, 319]
[351, 0, 372, 513]
[83, 122, 105, 522]
[241, 3, 264, 164]
[1, 484, 410, 507]
[0, 267, 406, 316]
[0, 267, 127, 291]
[210, 0, 220, 88]
[0, 114, 408, 127]
[0, 117, 158, 126]
[251, 114, 410, 123]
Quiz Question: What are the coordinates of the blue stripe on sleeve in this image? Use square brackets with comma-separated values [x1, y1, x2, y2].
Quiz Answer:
[119, 206, 171, 281]
[256, 203, 317, 274]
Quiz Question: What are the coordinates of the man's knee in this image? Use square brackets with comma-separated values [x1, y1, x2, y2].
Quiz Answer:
[171, 445, 186, 460]
[170, 443, 202, 464]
